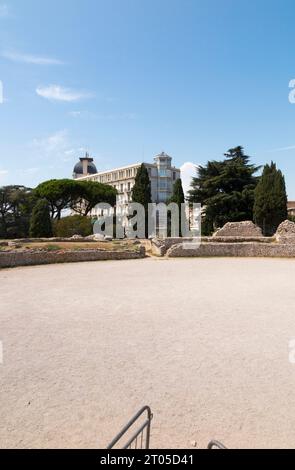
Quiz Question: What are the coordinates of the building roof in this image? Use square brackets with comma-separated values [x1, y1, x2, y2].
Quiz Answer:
[154, 152, 172, 160]
[73, 153, 98, 176]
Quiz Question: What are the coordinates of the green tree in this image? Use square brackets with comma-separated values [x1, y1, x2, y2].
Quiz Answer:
[72, 180, 117, 216]
[188, 146, 259, 235]
[132, 164, 152, 207]
[34, 179, 80, 220]
[131, 164, 152, 237]
[29, 199, 53, 238]
[0, 186, 34, 238]
[253, 162, 288, 235]
[35, 179, 117, 220]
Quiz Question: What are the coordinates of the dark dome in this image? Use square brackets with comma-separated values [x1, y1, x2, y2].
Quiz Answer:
[73, 161, 98, 175]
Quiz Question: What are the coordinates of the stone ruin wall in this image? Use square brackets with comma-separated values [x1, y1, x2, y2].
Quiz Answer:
[152, 220, 295, 257]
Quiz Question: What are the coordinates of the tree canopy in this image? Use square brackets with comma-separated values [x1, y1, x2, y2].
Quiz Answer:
[34, 179, 117, 219]
[72, 180, 117, 216]
[34, 179, 79, 220]
[188, 146, 260, 234]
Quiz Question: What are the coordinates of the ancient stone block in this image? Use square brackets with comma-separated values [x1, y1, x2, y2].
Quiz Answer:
[213, 221, 263, 238]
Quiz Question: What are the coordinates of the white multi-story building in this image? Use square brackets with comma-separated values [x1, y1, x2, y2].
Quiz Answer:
[73, 152, 181, 216]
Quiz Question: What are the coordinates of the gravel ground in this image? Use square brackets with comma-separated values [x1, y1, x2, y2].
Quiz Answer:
[1, 258, 295, 449]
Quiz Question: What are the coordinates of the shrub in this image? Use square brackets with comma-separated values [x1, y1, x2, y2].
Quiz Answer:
[53, 215, 93, 238]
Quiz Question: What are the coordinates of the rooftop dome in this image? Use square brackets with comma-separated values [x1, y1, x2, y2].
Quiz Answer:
[73, 161, 98, 175]
[73, 153, 98, 178]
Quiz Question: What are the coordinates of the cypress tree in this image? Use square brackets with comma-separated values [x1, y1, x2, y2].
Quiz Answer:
[132, 164, 152, 208]
[29, 199, 53, 238]
[170, 179, 185, 206]
[169, 179, 185, 236]
[254, 162, 288, 235]
[131, 164, 152, 238]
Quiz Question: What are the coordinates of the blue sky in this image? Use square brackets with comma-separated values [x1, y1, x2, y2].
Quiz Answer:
[1, 0, 295, 196]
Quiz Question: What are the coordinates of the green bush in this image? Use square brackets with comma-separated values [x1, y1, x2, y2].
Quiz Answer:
[53, 215, 93, 238]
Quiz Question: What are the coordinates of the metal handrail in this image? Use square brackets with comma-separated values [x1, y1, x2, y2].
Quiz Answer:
[107, 406, 153, 450]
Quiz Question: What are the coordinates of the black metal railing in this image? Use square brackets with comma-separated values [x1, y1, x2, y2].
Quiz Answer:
[107, 406, 153, 450]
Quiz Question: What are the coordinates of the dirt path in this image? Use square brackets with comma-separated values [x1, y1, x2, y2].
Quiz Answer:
[1, 258, 295, 449]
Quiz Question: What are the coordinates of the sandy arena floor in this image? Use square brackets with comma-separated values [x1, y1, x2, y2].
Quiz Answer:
[1, 258, 295, 449]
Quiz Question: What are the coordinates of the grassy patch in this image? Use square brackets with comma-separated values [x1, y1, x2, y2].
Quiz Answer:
[43, 244, 63, 252]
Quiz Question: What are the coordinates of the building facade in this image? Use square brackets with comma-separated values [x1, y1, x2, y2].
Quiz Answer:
[288, 201, 295, 217]
[73, 152, 181, 216]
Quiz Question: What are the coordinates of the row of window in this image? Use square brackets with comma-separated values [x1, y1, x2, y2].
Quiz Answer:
[97, 167, 139, 184]
[92, 167, 178, 184]
[113, 182, 133, 193]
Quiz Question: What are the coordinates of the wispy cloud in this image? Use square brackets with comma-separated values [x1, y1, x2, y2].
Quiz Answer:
[69, 111, 83, 118]
[36, 85, 93, 102]
[97, 112, 138, 121]
[63, 147, 87, 162]
[31, 130, 86, 162]
[68, 110, 138, 120]
[267, 145, 295, 153]
[23, 167, 39, 175]
[2, 51, 63, 65]
[32, 130, 69, 156]
[0, 4, 9, 17]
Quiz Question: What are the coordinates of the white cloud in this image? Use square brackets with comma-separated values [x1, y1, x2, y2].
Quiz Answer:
[2, 51, 64, 65]
[31, 130, 86, 163]
[69, 111, 83, 118]
[36, 85, 93, 102]
[180, 162, 198, 196]
[32, 130, 68, 155]
[0, 4, 9, 17]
